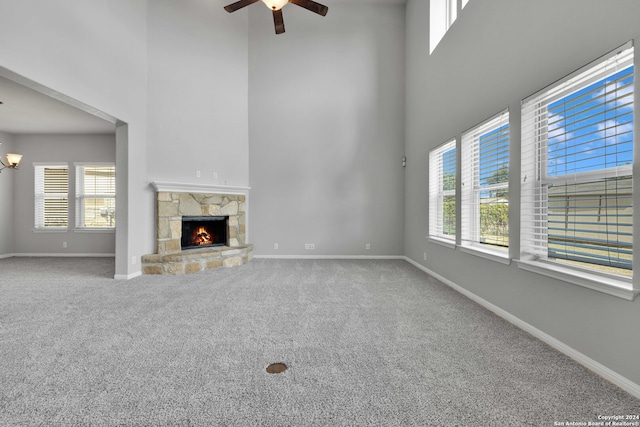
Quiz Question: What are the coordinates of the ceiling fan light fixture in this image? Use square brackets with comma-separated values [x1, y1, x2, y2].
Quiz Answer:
[224, 0, 327, 34]
[261, 0, 288, 10]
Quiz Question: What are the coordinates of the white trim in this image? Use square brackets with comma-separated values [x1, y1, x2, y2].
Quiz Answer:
[460, 244, 511, 265]
[427, 236, 456, 249]
[253, 255, 405, 260]
[74, 162, 115, 167]
[151, 181, 251, 195]
[114, 271, 142, 280]
[74, 228, 116, 234]
[403, 256, 640, 400]
[462, 108, 509, 139]
[32, 162, 70, 167]
[515, 259, 637, 301]
[0, 253, 15, 259]
[11, 253, 116, 257]
[32, 228, 69, 233]
[523, 41, 634, 104]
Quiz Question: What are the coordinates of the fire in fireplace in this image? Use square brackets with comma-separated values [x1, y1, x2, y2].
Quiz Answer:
[181, 216, 228, 250]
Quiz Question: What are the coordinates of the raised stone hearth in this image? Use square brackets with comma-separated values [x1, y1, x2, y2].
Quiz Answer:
[142, 183, 252, 275]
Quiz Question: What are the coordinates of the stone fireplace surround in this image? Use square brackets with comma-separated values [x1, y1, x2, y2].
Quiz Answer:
[142, 182, 253, 275]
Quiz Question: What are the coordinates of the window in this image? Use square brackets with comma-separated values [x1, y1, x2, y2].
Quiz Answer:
[521, 43, 634, 287]
[429, 139, 457, 244]
[461, 110, 510, 259]
[34, 164, 69, 229]
[462, 0, 469, 8]
[430, 0, 457, 54]
[75, 164, 116, 229]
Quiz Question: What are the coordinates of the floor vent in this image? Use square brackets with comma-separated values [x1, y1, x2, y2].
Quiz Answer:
[266, 363, 287, 374]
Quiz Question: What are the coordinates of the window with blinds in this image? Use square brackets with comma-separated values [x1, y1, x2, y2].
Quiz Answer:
[521, 43, 634, 278]
[35, 165, 69, 229]
[461, 110, 509, 253]
[429, 139, 457, 242]
[76, 164, 116, 228]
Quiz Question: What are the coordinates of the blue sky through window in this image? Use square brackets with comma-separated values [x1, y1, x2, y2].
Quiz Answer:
[547, 66, 634, 176]
[479, 124, 509, 186]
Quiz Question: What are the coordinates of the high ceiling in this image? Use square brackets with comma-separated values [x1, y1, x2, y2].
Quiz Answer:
[0, 0, 405, 136]
[0, 75, 115, 135]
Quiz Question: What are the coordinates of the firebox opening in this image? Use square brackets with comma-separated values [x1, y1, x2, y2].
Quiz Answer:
[181, 216, 228, 250]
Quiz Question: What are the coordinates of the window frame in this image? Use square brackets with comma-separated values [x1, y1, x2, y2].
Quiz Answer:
[461, 110, 510, 263]
[75, 162, 116, 231]
[518, 42, 637, 300]
[429, 139, 457, 248]
[429, 0, 458, 54]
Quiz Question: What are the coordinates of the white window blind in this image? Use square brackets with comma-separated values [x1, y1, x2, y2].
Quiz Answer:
[35, 165, 69, 229]
[76, 164, 116, 228]
[521, 43, 634, 278]
[461, 110, 509, 250]
[429, 139, 457, 241]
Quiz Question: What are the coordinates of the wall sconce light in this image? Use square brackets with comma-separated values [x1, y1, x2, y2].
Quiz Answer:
[0, 143, 23, 173]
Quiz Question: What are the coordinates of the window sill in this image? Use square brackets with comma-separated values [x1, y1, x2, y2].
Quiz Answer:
[460, 244, 510, 265]
[74, 228, 115, 234]
[427, 236, 456, 249]
[33, 228, 69, 233]
[515, 259, 637, 301]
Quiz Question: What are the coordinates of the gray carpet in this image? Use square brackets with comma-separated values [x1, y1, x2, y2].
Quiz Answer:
[0, 257, 638, 426]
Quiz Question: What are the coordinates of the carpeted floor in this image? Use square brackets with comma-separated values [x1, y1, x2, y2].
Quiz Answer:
[0, 257, 638, 426]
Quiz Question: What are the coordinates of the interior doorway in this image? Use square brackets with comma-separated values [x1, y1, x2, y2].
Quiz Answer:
[0, 66, 128, 278]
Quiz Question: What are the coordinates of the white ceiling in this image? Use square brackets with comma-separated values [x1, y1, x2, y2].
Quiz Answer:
[0, 75, 115, 135]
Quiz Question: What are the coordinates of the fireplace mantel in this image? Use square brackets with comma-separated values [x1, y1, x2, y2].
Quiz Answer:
[151, 181, 251, 195]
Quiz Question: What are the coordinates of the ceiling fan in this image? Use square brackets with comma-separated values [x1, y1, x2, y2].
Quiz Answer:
[224, 0, 329, 35]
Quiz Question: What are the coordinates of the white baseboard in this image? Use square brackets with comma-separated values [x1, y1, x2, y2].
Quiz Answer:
[10, 253, 116, 257]
[0, 253, 15, 259]
[253, 255, 405, 260]
[114, 271, 142, 280]
[403, 256, 640, 400]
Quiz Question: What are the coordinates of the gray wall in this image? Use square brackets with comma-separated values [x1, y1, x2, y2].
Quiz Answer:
[12, 134, 116, 255]
[0, 0, 251, 276]
[405, 0, 640, 385]
[248, 2, 405, 256]
[0, 0, 149, 277]
[147, 0, 250, 187]
[0, 131, 16, 256]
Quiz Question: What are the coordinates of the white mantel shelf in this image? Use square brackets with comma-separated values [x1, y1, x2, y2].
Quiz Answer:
[151, 181, 251, 195]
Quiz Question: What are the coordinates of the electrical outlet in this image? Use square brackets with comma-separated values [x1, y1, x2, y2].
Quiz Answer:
[62, 241, 67, 248]
[196, 170, 201, 178]
[132, 256, 137, 265]
[274, 243, 279, 250]
[424, 252, 427, 261]
[305, 243, 315, 250]
[365, 243, 371, 250]
[213, 172, 218, 179]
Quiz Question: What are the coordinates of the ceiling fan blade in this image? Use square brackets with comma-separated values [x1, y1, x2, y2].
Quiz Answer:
[224, 0, 260, 13]
[273, 9, 285, 34]
[288, 0, 328, 16]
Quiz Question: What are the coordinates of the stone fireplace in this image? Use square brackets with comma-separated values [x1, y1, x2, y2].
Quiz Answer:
[142, 182, 253, 275]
